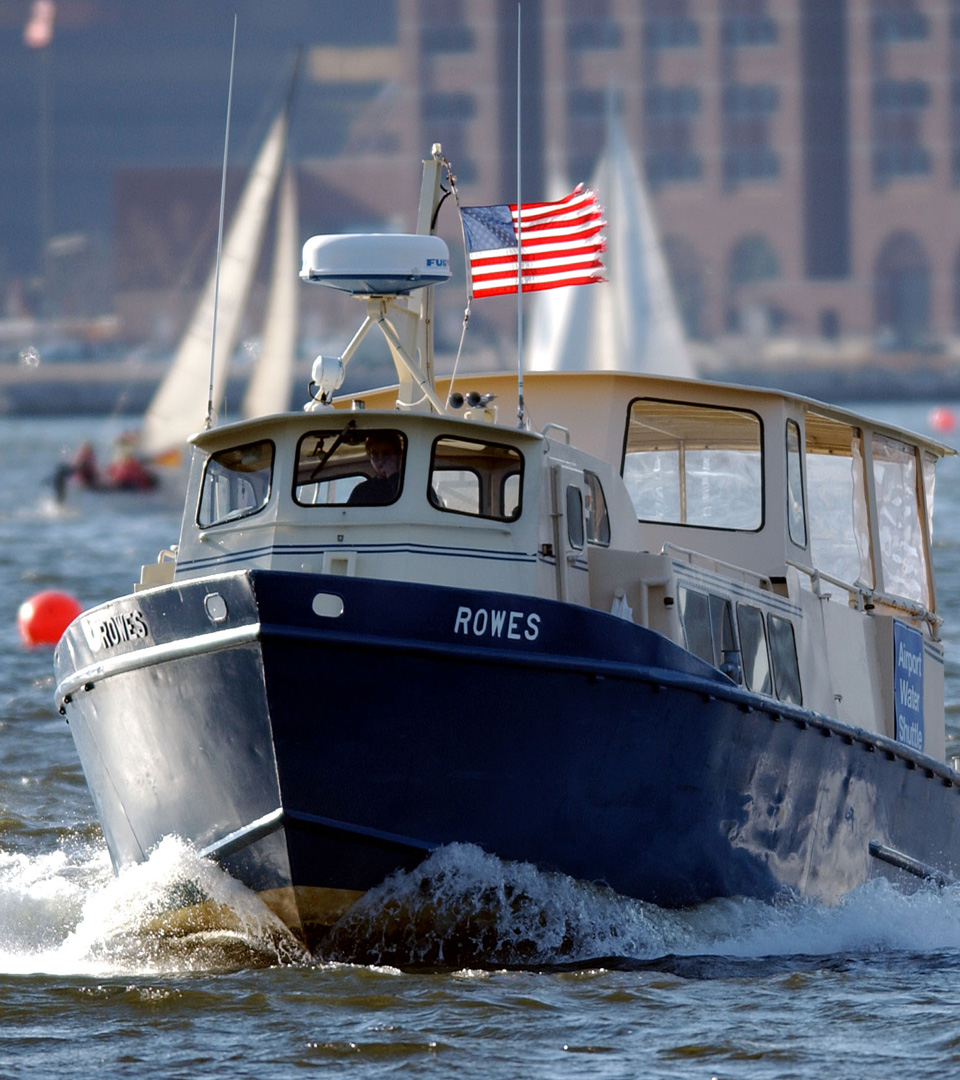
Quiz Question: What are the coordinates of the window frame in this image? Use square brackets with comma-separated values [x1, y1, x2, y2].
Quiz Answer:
[292, 427, 407, 508]
[621, 396, 765, 533]
[197, 439, 275, 529]
[427, 434, 525, 523]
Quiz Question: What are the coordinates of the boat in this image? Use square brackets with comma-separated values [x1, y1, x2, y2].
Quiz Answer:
[51, 89, 299, 507]
[53, 143, 960, 955]
[526, 109, 694, 378]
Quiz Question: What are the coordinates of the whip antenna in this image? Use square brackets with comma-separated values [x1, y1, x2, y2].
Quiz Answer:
[516, 0, 525, 429]
[206, 14, 237, 430]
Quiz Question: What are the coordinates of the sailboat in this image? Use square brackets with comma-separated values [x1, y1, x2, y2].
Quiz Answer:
[140, 107, 299, 461]
[50, 99, 300, 508]
[525, 110, 694, 377]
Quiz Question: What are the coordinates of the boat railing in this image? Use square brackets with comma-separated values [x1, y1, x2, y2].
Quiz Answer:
[785, 558, 942, 634]
[662, 542, 773, 592]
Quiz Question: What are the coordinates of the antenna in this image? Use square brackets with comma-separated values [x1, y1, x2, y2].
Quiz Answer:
[516, 1, 526, 429]
[205, 14, 238, 431]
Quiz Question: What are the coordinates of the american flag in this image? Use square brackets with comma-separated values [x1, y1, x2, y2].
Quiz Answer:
[462, 184, 605, 299]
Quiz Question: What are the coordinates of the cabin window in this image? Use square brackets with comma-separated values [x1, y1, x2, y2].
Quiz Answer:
[679, 587, 738, 676]
[622, 399, 763, 530]
[679, 587, 713, 664]
[566, 486, 585, 548]
[294, 427, 406, 506]
[805, 414, 873, 588]
[198, 440, 274, 528]
[786, 420, 806, 547]
[585, 471, 611, 545]
[429, 437, 523, 521]
[737, 604, 773, 695]
[767, 614, 802, 704]
[872, 435, 929, 606]
[923, 452, 936, 539]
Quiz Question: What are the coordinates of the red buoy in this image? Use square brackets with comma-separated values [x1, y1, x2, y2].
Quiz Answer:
[17, 590, 83, 647]
[928, 406, 957, 434]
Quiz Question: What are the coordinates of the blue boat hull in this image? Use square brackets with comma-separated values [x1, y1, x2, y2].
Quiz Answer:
[55, 569, 960, 949]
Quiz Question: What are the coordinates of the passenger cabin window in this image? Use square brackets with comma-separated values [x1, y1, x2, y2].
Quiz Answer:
[805, 413, 873, 588]
[585, 471, 611, 545]
[622, 399, 762, 530]
[678, 587, 737, 674]
[923, 452, 936, 539]
[738, 604, 772, 695]
[768, 615, 802, 704]
[429, 437, 523, 521]
[198, 440, 274, 528]
[566, 486, 584, 548]
[786, 420, 806, 547]
[872, 435, 929, 606]
[294, 427, 406, 506]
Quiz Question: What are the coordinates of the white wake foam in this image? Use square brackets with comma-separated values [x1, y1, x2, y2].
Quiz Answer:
[321, 844, 960, 968]
[3, 838, 960, 974]
[0, 836, 306, 976]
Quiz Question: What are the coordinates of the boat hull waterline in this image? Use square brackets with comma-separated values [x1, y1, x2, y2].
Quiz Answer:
[54, 569, 960, 950]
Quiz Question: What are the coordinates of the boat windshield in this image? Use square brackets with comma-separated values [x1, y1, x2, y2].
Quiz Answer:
[428, 436, 523, 521]
[622, 399, 763, 530]
[294, 427, 406, 506]
[198, 440, 274, 528]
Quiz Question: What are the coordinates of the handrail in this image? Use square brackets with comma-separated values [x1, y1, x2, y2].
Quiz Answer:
[785, 558, 942, 633]
[662, 542, 773, 591]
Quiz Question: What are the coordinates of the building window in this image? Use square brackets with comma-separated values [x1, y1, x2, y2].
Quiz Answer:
[722, 0, 778, 46]
[421, 92, 476, 123]
[875, 231, 930, 350]
[723, 83, 779, 115]
[722, 83, 780, 187]
[419, 0, 474, 51]
[643, 0, 699, 48]
[644, 85, 702, 190]
[566, 0, 622, 49]
[871, 0, 929, 42]
[726, 235, 781, 333]
[871, 73, 930, 185]
[873, 79, 929, 110]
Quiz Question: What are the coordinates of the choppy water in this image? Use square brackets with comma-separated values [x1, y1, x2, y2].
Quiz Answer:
[4, 409, 960, 1078]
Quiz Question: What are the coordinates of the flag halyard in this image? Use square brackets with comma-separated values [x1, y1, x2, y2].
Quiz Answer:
[463, 184, 606, 298]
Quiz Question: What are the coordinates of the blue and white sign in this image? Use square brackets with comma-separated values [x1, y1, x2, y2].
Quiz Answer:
[894, 621, 924, 752]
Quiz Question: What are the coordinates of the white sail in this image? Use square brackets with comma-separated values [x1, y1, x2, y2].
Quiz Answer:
[242, 165, 298, 418]
[526, 112, 694, 377]
[140, 109, 289, 456]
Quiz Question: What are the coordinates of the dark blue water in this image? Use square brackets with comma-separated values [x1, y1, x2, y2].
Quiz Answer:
[3, 410, 960, 1078]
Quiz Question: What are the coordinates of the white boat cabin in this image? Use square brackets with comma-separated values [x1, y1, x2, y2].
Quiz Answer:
[144, 369, 951, 762]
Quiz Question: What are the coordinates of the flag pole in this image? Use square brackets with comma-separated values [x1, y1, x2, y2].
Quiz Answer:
[516, 0, 525, 429]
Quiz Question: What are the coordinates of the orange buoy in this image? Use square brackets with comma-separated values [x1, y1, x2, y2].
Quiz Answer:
[928, 406, 957, 434]
[17, 590, 83, 647]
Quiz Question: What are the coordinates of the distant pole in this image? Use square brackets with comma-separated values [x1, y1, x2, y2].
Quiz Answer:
[206, 14, 238, 431]
[38, 47, 50, 312]
[516, 0, 525, 429]
[24, 1, 56, 313]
